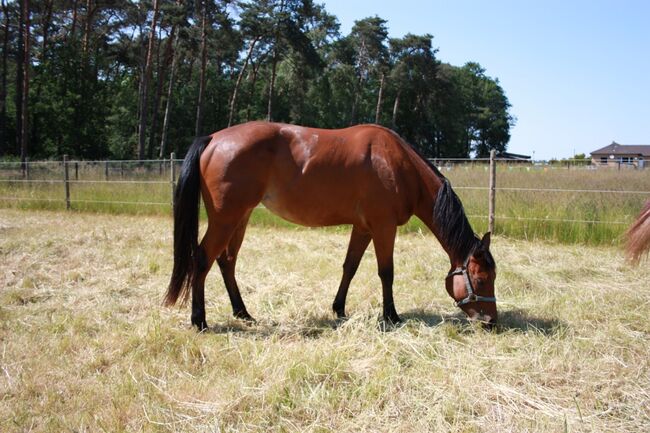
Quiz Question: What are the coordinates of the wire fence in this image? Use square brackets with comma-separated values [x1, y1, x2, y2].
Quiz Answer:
[1, 155, 648, 243]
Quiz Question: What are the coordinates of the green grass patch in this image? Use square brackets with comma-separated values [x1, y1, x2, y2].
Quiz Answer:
[1, 163, 648, 244]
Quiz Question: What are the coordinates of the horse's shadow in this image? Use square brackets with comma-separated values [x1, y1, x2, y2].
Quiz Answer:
[401, 307, 566, 335]
[205, 307, 565, 337]
[207, 314, 344, 338]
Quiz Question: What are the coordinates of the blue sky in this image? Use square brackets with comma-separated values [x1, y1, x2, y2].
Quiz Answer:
[321, 0, 650, 160]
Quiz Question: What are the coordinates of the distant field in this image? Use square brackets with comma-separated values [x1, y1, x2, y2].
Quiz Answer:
[1, 209, 648, 432]
[1, 162, 648, 244]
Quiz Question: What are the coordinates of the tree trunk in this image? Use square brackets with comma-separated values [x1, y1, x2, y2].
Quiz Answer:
[160, 30, 181, 158]
[246, 58, 262, 121]
[148, 25, 171, 158]
[375, 72, 385, 124]
[391, 90, 400, 129]
[82, 0, 94, 56]
[228, 37, 259, 127]
[266, 47, 278, 122]
[0, 0, 9, 155]
[137, 0, 160, 160]
[40, 0, 53, 59]
[194, 1, 207, 136]
[68, 0, 78, 41]
[350, 76, 364, 125]
[20, 0, 30, 172]
[15, 0, 24, 158]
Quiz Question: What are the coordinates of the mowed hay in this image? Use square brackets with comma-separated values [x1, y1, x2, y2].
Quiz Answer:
[0, 209, 648, 432]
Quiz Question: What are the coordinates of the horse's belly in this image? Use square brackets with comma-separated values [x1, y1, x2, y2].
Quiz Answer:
[261, 185, 358, 227]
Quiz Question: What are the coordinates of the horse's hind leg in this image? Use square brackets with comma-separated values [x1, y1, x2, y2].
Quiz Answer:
[217, 210, 254, 321]
[332, 225, 371, 318]
[192, 213, 248, 330]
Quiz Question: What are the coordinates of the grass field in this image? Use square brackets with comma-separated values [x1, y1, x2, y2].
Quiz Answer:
[1, 209, 648, 432]
[1, 162, 648, 245]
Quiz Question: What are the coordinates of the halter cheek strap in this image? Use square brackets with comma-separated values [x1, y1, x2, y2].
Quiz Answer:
[446, 257, 497, 308]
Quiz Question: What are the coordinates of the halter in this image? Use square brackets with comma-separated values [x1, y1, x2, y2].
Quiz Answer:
[446, 255, 497, 308]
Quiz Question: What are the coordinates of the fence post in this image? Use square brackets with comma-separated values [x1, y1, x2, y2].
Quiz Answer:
[170, 152, 176, 208]
[488, 149, 496, 233]
[105, 160, 109, 180]
[63, 155, 71, 210]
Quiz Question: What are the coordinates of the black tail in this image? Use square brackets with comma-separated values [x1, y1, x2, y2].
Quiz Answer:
[164, 136, 212, 306]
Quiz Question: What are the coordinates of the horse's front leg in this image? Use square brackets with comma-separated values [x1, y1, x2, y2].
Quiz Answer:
[332, 226, 372, 318]
[371, 224, 401, 324]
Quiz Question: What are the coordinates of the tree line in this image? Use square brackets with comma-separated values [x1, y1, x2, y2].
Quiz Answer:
[0, 0, 514, 162]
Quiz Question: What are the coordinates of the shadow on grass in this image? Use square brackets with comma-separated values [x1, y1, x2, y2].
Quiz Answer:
[204, 308, 567, 337]
[496, 309, 567, 335]
[402, 307, 567, 336]
[207, 313, 345, 338]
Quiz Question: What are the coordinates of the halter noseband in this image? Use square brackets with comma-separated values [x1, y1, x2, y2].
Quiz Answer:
[446, 255, 497, 308]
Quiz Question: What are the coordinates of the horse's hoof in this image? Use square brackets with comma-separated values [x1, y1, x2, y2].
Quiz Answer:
[235, 310, 256, 323]
[192, 319, 209, 332]
[384, 314, 402, 325]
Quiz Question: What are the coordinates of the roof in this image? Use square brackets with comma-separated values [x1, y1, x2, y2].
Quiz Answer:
[591, 142, 650, 157]
[496, 151, 531, 160]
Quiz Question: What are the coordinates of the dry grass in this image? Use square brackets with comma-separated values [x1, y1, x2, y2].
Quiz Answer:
[1, 209, 648, 432]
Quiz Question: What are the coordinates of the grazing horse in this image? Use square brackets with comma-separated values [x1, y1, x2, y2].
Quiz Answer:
[164, 122, 497, 330]
[625, 200, 650, 265]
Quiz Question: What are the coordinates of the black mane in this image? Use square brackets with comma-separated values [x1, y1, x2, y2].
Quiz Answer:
[433, 178, 482, 263]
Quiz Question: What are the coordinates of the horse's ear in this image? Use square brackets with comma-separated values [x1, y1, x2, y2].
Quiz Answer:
[481, 232, 491, 249]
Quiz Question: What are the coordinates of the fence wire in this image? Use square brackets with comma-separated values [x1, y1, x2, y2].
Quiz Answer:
[0, 158, 648, 230]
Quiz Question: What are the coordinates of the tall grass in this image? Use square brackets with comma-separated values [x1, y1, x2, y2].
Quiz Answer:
[1, 161, 648, 244]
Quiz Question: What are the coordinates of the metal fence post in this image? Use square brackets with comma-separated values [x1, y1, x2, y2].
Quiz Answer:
[170, 152, 176, 208]
[105, 160, 109, 180]
[63, 155, 71, 210]
[488, 149, 496, 233]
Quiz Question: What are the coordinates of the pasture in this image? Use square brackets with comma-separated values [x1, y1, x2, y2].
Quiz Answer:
[1, 209, 648, 432]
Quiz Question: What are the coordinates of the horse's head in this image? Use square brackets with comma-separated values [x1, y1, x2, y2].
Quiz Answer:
[445, 232, 497, 328]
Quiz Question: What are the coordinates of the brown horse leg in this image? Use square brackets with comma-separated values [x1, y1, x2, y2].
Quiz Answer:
[332, 225, 372, 318]
[371, 224, 401, 324]
[192, 215, 248, 330]
[217, 210, 254, 322]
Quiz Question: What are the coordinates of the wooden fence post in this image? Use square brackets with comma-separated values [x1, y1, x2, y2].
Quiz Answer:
[63, 155, 71, 210]
[488, 149, 496, 233]
[170, 152, 176, 208]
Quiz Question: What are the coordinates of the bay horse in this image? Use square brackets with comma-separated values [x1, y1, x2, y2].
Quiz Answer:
[625, 200, 650, 265]
[164, 121, 497, 330]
